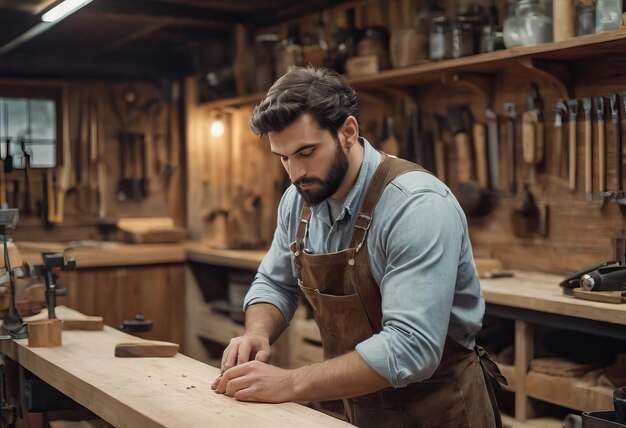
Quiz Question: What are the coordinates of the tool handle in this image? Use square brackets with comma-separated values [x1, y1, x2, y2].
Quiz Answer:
[507, 118, 516, 193]
[611, 118, 622, 191]
[598, 118, 606, 192]
[535, 121, 544, 165]
[455, 132, 473, 183]
[569, 118, 577, 191]
[584, 116, 592, 198]
[554, 119, 564, 177]
[522, 111, 537, 164]
[473, 123, 489, 188]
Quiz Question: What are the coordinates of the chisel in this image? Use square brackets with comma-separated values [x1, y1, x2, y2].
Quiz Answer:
[504, 102, 517, 194]
[554, 100, 568, 178]
[582, 98, 592, 202]
[595, 97, 610, 206]
[485, 108, 499, 191]
[567, 99, 579, 191]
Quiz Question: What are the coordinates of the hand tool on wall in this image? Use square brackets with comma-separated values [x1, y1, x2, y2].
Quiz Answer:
[522, 84, 544, 186]
[504, 102, 517, 194]
[485, 108, 499, 191]
[608, 95, 620, 198]
[447, 104, 492, 217]
[75, 99, 90, 213]
[90, 100, 107, 219]
[19, 139, 31, 215]
[554, 100, 568, 179]
[567, 99, 579, 191]
[473, 121, 489, 189]
[617, 92, 626, 210]
[3, 103, 12, 174]
[595, 97, 611, 206]
[511, 184, 539, 238]
[88, 100, 100, 213]
[130, 133, 143, 200]
[116, 132, 129, 202]
[582, 97, 593, 202]
[51, 93, 73, 224]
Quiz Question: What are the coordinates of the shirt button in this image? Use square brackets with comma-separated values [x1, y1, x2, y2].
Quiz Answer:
[348, 259, 355, 266]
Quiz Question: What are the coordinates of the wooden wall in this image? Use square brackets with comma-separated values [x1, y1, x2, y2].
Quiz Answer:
[0, 78, 186, 242]
[188, 0, 626, 275]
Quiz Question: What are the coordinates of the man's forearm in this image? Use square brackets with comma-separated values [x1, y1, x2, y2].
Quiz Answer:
[245, 303, 287, 344]
[290, 351, 391, 402]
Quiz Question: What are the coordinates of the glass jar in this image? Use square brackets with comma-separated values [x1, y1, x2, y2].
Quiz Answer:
[576, 0, 596, 35]
[595, 0, 622, 32]
[503, 0, 553, 47]
[429, 16, 450, 60]
[450, 20, 475, 58]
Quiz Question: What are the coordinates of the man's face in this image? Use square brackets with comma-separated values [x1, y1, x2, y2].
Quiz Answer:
[269, 114, 349, 205]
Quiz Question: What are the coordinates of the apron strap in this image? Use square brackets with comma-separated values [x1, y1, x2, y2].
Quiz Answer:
[349, 153, 428, 251]
[475, 345, 507, 428]
[294, 203, 312, 253]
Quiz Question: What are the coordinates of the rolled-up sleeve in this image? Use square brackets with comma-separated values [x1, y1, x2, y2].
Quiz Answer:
[244, 187, 301, 324]
[355, 190, 465, 387]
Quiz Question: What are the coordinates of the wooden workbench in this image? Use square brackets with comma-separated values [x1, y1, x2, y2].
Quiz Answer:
[2, 307, 350, 428]
[185, 245, 626, 424]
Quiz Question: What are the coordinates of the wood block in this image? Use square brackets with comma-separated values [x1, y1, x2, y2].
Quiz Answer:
[62, 316, 104, 331]
[27, 319, 62, 347]
[573, 289, 626, 304]
[114, 341, 179, 358]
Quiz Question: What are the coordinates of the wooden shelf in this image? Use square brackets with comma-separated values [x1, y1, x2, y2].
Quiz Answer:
[195, 304, 244, 346]
[525, 371, 614, 411]
[199, 29, 626, 110]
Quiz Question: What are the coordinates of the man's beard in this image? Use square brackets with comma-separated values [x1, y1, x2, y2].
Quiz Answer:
[294, 139, 349, 205]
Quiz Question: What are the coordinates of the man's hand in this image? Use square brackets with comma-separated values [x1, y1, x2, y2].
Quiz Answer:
[212, 360, 294, 403]
[210, 334, 271, 390]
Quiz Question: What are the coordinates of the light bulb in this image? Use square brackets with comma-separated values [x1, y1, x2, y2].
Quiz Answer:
[210, 119, 225, 137]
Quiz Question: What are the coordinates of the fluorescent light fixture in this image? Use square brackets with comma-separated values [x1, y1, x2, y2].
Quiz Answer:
[42, 0, 93, 23]
[0, 0, 93, 55]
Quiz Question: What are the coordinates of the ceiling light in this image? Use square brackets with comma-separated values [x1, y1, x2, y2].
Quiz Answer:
[42, 0, 93, 23]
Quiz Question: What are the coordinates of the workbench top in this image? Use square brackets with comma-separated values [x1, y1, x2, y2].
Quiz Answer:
[2, 307, 350, 428]
[185, 245, 626, 326]
[17, 241, 187, 268]
[480, 271, 626, 325]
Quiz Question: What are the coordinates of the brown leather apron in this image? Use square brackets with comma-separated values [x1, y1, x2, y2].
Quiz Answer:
[290, 154, 501, 427]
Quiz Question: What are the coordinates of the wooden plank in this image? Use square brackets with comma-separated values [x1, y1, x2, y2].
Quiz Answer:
[10, 307, 352, 428]
[526, 371, 613, 411]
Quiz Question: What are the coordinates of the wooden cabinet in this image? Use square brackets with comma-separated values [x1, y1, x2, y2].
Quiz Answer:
[57, 263, 185, 346]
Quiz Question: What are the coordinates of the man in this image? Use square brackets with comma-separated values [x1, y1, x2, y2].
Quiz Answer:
[211, 66, 503, 427]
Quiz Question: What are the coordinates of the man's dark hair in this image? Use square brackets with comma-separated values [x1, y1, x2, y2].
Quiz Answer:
[250, 66, 359, 138]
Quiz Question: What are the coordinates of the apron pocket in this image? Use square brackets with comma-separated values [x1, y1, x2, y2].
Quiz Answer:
[300, 286, 374, 358]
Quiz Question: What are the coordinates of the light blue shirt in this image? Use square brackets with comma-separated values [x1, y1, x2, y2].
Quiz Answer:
[244, 138, 485, 388]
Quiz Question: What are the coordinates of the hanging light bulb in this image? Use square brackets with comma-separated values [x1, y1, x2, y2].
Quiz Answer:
[210, 115, 225, 138]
